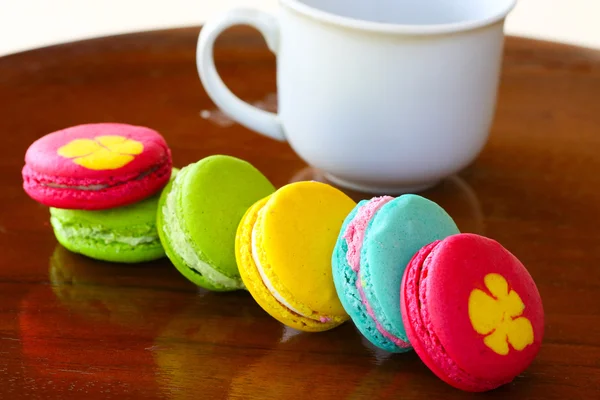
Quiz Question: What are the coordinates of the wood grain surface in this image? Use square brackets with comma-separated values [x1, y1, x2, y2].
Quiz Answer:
[0, 27, 599, 399]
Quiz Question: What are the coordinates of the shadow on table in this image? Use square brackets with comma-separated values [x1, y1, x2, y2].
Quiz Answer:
[290, 167, 484, 235]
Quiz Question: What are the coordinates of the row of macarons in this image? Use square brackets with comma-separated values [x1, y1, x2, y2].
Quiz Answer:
[235, 177, 544, 393]
[22, 123, 544, 392]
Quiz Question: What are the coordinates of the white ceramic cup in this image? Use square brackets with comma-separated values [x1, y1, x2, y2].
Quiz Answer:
[197, 0, 517, 193]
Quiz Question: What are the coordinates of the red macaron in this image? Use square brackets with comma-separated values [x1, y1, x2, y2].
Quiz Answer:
[22, 123, 172, 210]
[401, 233, 544, 392]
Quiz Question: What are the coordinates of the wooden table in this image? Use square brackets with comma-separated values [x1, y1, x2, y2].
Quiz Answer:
[1, 27, 599, 399]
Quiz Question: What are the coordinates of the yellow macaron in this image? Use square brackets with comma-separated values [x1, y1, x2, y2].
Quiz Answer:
[236, 181, 356, 332]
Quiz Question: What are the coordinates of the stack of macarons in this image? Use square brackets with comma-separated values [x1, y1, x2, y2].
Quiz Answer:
[23, 123, 174, 263]
[22, 124, 544, 392]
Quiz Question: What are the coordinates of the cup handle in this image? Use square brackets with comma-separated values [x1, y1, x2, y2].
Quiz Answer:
[197, 8, 285, 142]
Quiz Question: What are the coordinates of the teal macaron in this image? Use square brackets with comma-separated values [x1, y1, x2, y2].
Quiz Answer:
[332, 194, 460, 352]
[157, 155, 276, 291]
[49, 169, 177, 263]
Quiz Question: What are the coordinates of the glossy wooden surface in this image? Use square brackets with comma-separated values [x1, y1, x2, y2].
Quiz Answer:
[1, 27, 599, 399]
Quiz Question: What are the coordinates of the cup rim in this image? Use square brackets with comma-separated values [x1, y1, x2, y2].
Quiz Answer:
[279, 0, 518, 35]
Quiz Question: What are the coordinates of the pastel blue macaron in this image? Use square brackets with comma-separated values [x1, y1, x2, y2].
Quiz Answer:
[332, 194, 460, 352]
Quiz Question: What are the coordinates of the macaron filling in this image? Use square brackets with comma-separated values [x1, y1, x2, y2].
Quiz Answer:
[162, 168, 245, 289]
[250, 207, 331, 324]
[50, 218, 160, 247]
[29, 162, 168, 192]
[343, 196, 411, 349]
[44, 183, 110, 191]
[404, 241, 500, 391]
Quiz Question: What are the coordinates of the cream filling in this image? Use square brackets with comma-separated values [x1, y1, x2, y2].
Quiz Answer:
[51, 218, 158, 246]
[45, 183, 109, 191]
[41, 164, 162, 192]
[42, 164, 163, 191]
[251, 219, 306, 316]
[250, 211, 328, 323]
[162, 170, 244, 289]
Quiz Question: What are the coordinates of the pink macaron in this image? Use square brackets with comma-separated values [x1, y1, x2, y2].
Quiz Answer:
[23, 123, 172, 210]
[401, 233, 544, 392]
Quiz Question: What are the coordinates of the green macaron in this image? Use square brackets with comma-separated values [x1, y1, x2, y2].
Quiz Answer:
[49, 169, 178, 263]
[157, 155, 276, 291]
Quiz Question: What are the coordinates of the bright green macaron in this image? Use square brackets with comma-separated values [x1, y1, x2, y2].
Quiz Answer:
[157, 155, 276, 291]
[49, 169, 178, 263]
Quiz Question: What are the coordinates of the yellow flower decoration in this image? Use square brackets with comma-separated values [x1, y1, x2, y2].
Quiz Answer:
[468, 273, 534, 356]
[57, 135, 144, 170]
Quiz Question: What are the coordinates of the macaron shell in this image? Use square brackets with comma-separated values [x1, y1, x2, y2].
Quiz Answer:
[425, 234, 544, 385]
[177, 156, 276, 280]
[50, 191, 163, 228]
[24, 123, 169, 180]
[363, 195, 459, 342]
[332, 201, 402, 351]
[236, 197, 341, 332]
[255, 181, 355, 320]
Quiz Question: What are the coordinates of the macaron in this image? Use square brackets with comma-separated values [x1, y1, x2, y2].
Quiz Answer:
[236, 181, 356, 332]
[157, 155, 275, 291]
[48, 169, 178, 263]
[401, 233, 544, 392]
[23, 123, 172, 210]
[332, 195, 460, 352]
